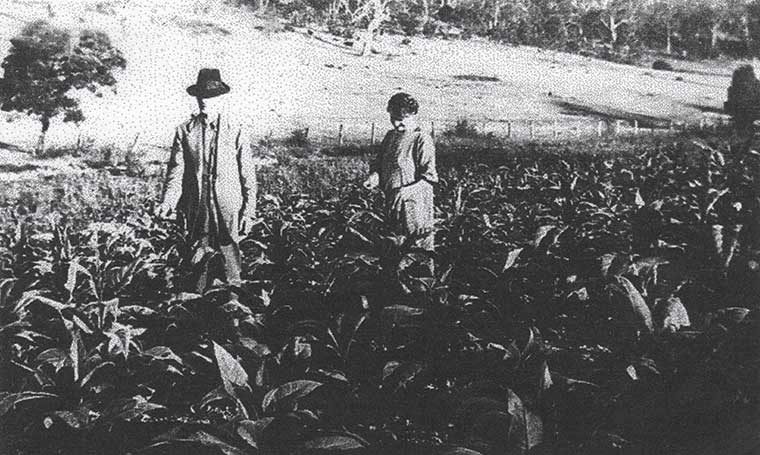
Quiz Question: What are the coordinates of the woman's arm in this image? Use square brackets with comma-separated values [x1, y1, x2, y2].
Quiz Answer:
[364, 131, 391, 189]
[415, 131, 438, 185]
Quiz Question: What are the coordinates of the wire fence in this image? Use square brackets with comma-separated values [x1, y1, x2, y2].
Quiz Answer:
[249, 114, 733, 149]
[135, 113, 734, 169]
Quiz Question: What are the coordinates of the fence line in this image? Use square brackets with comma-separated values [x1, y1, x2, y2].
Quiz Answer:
[259, 114, 732, 147]
[138, 114, 733, 154]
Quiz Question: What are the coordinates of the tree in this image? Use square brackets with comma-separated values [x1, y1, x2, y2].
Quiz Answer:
[639, 0, 681, 54]
[354, 0, 394, 55]
[595, 0, 638, 45]
[687, 0, 747, 56]
[0, 21, 126, 154]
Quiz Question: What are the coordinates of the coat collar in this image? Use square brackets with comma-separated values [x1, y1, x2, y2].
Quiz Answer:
[191, 112, 219, 130]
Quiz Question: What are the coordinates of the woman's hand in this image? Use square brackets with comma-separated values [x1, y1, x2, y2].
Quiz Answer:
[363, 172, 380, 190]
[155, 202, 176, 221]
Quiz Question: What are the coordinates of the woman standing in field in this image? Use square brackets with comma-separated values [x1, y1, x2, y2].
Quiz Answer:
[364, 92, 438, 275]
[156, 68, 257, 296]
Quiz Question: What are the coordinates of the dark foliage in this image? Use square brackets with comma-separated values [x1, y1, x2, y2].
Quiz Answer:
[0, 21, 126, 152]
[652, 60, 674, 71]
[0, 133, 758, 454]
[725, 64, 760, 135]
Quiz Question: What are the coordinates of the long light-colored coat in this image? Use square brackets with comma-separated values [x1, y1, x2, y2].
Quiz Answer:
[161, 113, 257, 244]
[372, 127, 438, 250]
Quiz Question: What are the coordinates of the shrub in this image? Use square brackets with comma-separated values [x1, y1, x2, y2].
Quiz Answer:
[79, 142, 146, 176]
[724, 64, 760, 134]
[652, 59, 673, 71]
[284, 127, 311, 148]
[390, 7, 423, 36]
[444, 118, 480, 138]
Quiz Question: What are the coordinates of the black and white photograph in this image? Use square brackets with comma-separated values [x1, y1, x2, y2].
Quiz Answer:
[0, 0, 758, 454]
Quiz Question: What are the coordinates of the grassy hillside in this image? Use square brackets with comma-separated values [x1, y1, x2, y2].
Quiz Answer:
[0, 0, 739, 152]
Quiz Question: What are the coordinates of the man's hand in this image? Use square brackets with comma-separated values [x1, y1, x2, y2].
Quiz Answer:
[239, 215, 256, 237]
[155, 202, 176, 221]
[363, 172, 379, 190]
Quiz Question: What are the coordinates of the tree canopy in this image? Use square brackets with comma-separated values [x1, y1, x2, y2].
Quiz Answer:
[0, 20, 126, 153]
[245, 0, 760, 60]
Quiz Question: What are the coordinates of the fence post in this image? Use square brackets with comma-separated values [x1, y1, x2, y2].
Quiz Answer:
[431, 121, 436, 140]
[529, 120, 535, 139]
[128, 133, 140, 155]
[370, 122, 375, 145]
[338, 124, 344, 146]
[304, 127, 310, 140]
[668, 120, 674, 133]
[634, 120, 639, 135]
[552, 120, 558, 139]
[597, 120, 604, 138]
[506, 121, 512, 139]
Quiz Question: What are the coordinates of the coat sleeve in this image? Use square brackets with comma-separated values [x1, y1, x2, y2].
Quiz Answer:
[161, 126, 184, 209]
[370, 131, 392, 175]
[236, 125, 258, 218]
[414, 132, 438, 184]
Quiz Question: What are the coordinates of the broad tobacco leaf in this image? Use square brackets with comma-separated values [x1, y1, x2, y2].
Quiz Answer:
[608, 276, 654, 334]
[0, 392, 59, 418]
[261, 380, 322, 414]
[213, 342, 249, 396]
[142, 346, 184, 364]
[237, 417, 274, 449]
[65, 258, 97, 302]
[101, 395, 164, 422]
[147, 430, 247, 455]
[440, 448, 485, 455]
[533, 225, 557, 250]
[382, 361, 425, 392]
[503, 248, 523, 272]
[381, 304, 425, 328]
[302, 433, 367, 451]
[653, 296, 690, 334]
[506, 389, 543, 454]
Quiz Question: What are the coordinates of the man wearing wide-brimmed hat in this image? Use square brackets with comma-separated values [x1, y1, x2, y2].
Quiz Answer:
[157, 68, 257, 295]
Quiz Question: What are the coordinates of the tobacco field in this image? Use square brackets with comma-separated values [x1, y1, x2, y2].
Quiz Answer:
[0, 134, 758, 455]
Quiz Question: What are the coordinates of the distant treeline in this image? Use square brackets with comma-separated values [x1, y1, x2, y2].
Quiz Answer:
[238, 0, 760, 62]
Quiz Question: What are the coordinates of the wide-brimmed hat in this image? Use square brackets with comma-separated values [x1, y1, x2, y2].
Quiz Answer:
[186, 68, 230, 98]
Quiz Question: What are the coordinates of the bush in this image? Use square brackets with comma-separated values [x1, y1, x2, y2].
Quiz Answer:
[84, 144, 146, 176]
[724, 64, 760, 134]
[652, 59, 673, 71]
[387, 0, 424, 36]
[444, 118, 480, 138]
[284, 127, 311, 148]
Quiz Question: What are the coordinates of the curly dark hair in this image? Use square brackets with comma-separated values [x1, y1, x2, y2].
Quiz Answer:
[387, 92, 419, 116]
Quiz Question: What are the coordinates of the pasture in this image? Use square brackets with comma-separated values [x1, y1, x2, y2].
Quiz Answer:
[0, 0, 739, 154]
